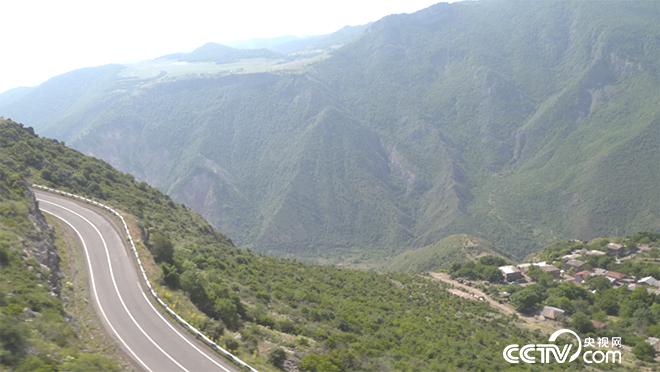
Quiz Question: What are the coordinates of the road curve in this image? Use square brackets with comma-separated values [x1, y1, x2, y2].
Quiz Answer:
[35, 190, 239, 372]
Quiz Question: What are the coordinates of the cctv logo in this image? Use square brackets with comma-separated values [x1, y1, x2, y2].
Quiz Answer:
[503, 329, 622, 364]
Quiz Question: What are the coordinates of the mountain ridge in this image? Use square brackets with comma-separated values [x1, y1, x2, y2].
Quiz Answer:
[2, 0, 660, 259]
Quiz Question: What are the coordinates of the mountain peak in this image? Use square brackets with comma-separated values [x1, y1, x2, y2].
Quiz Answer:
[160, 42, 282, 64]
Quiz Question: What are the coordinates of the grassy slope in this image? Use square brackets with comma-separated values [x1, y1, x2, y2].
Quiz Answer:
[0, 157, 120, 370]
[383, 234, 503, 273]
[0, 119, 559, 370]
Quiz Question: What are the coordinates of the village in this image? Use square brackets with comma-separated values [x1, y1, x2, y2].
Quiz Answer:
[437, 239, 660, 358]
[498, 243, 660, 296]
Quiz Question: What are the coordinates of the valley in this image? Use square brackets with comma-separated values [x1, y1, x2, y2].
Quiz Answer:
[2, 1, 659, 260]
[1, 1, 659, 370]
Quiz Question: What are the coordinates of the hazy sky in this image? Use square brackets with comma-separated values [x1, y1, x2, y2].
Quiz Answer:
[0, 0, 444, 93]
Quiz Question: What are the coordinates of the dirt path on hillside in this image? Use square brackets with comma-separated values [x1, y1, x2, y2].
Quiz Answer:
[430, 273, 517, 314]
[429, 272, 555, 332]
[429, 272, 650, 369]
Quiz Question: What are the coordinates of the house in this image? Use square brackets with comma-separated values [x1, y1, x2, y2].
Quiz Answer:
[592, 268, 608, 276]
[585, 250, 606, 257]
[561, 253, 583, 262]
[517, 262, 548, 272]
[638, 276, 660, 288]
[605, 271, 626, 283]
[565, 259, 586, 271]
[540, 264, 561, 278]
[607, 243, 625, 257]
[498, 265, 523, 282]
[646, 337, 660, 353]
[638, 244, 652, 252]
[541, 306, 565, 320]
[574, 271, 592, 283]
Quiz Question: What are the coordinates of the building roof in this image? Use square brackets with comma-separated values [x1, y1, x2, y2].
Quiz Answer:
[540, 264, 560, 272]
[606, 271, 626, 280]
[575, 270, 591, 277]
[498, 265, 519, 275]
[585, 250, 606, 256]
[607, 243, 624, 250]
[566, 259, 585, 268]
[638, 276, 660, 287]
[593, 268, 608, 276]
[646, 337, 660, 352]
[542, 306, 565, 315]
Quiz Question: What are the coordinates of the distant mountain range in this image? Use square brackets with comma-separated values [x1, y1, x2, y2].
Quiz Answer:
[2, 0, 659, 259]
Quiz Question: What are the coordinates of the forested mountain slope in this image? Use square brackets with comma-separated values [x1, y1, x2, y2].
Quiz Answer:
[1, 118, 545, 371]
[2, 0, 659, 258]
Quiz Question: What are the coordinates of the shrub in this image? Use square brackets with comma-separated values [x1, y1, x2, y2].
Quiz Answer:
[268, 348, 287, 369]
[149, 232, 174, 264]
[0, 317, 27, 365]
[510, 285, 544, 313]
[633, 341, 655, 362]
[160, 263, 180, 289]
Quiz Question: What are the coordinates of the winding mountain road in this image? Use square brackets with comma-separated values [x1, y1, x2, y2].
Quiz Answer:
[35, 190, 239, 372]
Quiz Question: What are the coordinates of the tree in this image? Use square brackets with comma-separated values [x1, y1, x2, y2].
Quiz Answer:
[0, 244, 8, 266]
[478, 256, 508, 267]
[0, 317, 27, 365]
[633, 341, 655, 362]
[160, 263, 180, 289]
[15, 357, 54, 372]
[594, 289, 620, 315]
[300, 354, 342, 372]
[621, 287, 653, 318]
[225, 339, 239, 352]
[545, 295, 574, 314]
[481, 265, 504, 283]
[60, 354, 120, 372]
[149, 232, 174, 263]
[585, 276, 611, 291]
[527, 266, 554, 288]
[510, 285, 544, 314]
[268, 348, 287, 369]
[214, 298, 241, 330]
[571, 312, 593, 333]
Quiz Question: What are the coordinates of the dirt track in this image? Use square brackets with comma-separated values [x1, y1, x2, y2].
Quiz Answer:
[428, 272, 555, 332]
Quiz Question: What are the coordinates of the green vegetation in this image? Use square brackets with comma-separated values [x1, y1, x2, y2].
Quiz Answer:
[0, 137, 119, 370]
[448, 255, 508, 283]
[2, 1, 659, 261]
[384, 234, 504, 272]
[1, 119, 559, 370]
[448, 234, 659, 366]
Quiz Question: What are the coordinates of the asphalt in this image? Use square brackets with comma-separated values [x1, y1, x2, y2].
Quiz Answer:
[35, 190, 239, 372]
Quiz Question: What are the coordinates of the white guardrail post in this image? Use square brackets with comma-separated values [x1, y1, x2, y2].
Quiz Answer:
[33, 185, 258, 372]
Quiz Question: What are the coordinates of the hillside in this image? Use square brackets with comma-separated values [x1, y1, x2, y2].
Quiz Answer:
[383, 234, 503, 272]
[0, 119, 549, 370]
[0, 132, 121, 369]
[2, 0, 660, 259]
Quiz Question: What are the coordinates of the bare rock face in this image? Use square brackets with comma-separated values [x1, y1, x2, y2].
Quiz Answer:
[24, 187, 62, 295]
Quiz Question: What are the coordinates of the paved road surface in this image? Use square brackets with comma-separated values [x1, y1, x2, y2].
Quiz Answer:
[35, 190, 238, 372]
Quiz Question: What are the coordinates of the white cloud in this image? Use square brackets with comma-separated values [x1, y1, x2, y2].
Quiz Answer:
[0, 0, 444, 92]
